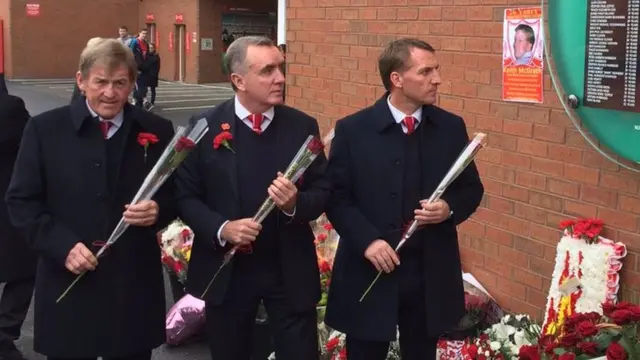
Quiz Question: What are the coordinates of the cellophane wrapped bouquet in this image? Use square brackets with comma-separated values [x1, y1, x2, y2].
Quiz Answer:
[157, 219, 194, 283]
[461, 314, 541, 359]
[159, 220, 205, 346]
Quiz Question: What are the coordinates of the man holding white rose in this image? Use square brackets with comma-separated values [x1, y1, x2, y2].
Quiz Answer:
[325, 38, 484, 360]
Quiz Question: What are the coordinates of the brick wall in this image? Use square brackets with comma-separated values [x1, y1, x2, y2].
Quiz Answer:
[139, 0, 199, 83]
[286, 0, 640, 319]
[140, 0, 276, 84]
[7, 0, 138, 78]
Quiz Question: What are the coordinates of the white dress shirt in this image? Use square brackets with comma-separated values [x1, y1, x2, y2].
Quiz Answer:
[387, 95, 422, 133]
[216, 97, 295, 246]
[86, 100, 124, 139]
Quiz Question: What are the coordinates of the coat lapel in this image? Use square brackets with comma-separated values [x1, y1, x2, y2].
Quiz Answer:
[214, 100, 240, 203]
[418, 105, 445, 198]
[371, 96, 405, 220]
[109, 104, 135, 197]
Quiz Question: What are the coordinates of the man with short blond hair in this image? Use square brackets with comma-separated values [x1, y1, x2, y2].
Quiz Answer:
[5, 38, 176, 360]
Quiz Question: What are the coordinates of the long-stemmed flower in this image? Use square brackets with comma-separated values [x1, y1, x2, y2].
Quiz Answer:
[56, 118, 209, 303]
[200, 132, 331, 298]
[359, 133, 487, 302]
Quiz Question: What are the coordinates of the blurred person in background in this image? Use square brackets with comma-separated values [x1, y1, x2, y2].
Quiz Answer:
[142, 43, 160, 111]
[129, 28, 150, 109]
[0, 74, 34, 360]
[70, 37, 104, 104]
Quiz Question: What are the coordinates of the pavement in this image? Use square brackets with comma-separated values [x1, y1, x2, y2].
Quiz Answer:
[0, 79, 234, 360]
[5, 78, 235, 126]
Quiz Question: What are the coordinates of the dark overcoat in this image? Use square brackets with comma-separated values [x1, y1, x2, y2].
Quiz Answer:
[4, 98, 176, 357]
[324, 95, 484, 342]
[145, 53, 160, 88]
[175, 99, 330, 312]
[0, 94, 36, 282]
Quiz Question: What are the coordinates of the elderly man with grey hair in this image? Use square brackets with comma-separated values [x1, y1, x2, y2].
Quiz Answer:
[5, 38, 176, 360]
[175, 36, 330, 360]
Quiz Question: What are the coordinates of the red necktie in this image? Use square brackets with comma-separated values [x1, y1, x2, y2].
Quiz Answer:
[249, 113, 264, 134]
[99, 121, 113, 139]
[403, 116, 416, 135]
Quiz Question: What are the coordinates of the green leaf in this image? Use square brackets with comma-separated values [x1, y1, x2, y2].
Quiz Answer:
[575, 355, 592, 360]
[554, 348, 566, 355]
[595, 332, 614, 350]
[619, 336, 637, 359]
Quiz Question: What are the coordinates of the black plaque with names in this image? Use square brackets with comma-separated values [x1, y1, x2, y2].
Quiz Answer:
[583, 0, 640, 112]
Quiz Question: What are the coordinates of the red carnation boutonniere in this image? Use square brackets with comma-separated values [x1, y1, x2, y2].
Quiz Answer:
[137, 132, 160, 163]
[213, 123, 235, 153]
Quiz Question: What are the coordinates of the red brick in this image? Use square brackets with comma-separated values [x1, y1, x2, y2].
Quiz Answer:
[442, 6, 466, 20]
[530, 157, 564, 177]
[485, 226, 514, 247]
[580, 186, 618, 208]
[513, 267, 544, 290]
[503, 120, 533, 137]
[547, 178, 580, 199]
[564, 164, 600, 186]
[515, 170, 547, 191]
[514, 203, 547, 225]
[620, 195, 640, 215]
[533, 125, 566, 143]
[502, 152, 531, 170]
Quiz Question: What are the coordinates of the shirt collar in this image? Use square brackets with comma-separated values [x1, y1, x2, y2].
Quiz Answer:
[234, 96, 275, 121]
[387, 95, 422, 124]
[86, 100, 124, 128]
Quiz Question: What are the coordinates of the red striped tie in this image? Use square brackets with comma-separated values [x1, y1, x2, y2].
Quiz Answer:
[403, 116, 416, 135]
[99, 121, 113, 139]
[249, 113, 264, 134]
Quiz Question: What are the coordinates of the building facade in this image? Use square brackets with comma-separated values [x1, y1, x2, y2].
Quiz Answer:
[0, 0, 275, 82]
[285, 0, 640, 318]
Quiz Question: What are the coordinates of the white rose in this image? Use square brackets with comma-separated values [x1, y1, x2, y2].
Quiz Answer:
[490, 341, 501, 351]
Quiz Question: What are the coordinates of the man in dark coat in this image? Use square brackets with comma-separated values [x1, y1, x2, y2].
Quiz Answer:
[0, 83, 36, 360]
[324, 38, 484, 360]
[4, 38, 175, 360]
[175, 36, 329, 360]
[129, 28, 150, 108]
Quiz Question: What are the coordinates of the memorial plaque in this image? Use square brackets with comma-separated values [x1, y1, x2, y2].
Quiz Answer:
[583, 0, 640, 112]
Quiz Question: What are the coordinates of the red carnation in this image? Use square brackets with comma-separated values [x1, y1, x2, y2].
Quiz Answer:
[137, 132, 159, 162]
[326, 337, 339, 352]
[628, 305, 640, 321]
[466, 344, 478, 358]
[577, 341, 598, 355]
[319, 260, 331, 274]
[518, 345, 541, 360]
[175, 137, 196, 152]
[611, 309, 633, 325]
[213, 131, 234, 153]
[559, 219, 576, 229]
[538, 334, 557, 354]
[603, 301, 617, 317]
[559, 332, 579, 347]
[317, 233, 327, 242]
[137, 132, 159, 146]
[576, 320, 598, 337]
[307, 137, 324, 154]
[323, 223, 333, 230]
[606, 342, 627, 360]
